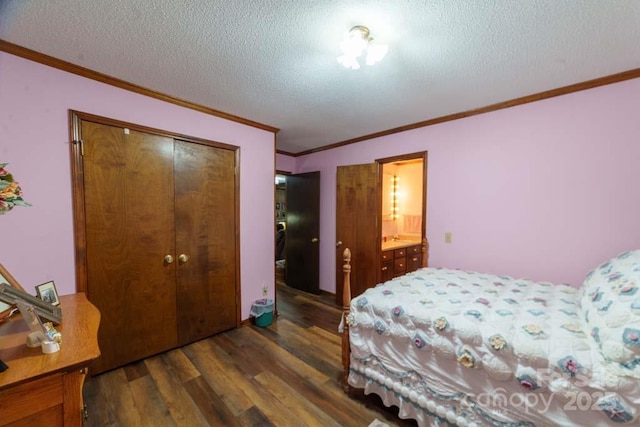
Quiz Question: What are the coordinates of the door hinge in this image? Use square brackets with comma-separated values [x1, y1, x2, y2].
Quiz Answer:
[73, 139, 84, 156]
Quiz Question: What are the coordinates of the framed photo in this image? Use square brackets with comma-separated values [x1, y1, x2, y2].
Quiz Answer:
[281, 203, 286, 210]
[36, 281, 60, 306]
[276, 202, 281, 209]
[0, 262, 26, 320]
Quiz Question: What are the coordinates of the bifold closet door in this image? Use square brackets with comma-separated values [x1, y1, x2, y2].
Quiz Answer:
[174, 141, 237, 345]
[82, 122, 178, 374]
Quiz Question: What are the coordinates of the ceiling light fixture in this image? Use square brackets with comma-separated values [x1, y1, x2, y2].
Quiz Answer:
[337, 25, 388, 70]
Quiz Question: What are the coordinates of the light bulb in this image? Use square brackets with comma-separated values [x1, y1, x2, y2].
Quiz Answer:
[337, 26, 387, 69]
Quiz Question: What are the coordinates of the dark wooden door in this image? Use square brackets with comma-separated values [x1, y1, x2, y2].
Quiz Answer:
[82, 122, 178, 374]
[175, 141, 237, 345]
[285, 171, 320, 294]
[336, 163, 380, 304]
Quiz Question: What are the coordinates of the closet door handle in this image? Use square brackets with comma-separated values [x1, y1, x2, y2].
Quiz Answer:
[179, 254, 190, 263]
[164, 255, 174, 264]
[311, 237, 319, 243]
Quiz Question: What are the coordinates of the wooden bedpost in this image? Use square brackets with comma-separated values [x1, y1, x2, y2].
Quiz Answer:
[341, 248, 352, 393]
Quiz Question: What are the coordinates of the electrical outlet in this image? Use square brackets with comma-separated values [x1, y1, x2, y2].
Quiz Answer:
[444, 232, 452, 244]
[262, 284, 268, 297]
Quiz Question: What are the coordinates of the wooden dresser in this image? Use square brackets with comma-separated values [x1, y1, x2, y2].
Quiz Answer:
[0, 293, 100, 426]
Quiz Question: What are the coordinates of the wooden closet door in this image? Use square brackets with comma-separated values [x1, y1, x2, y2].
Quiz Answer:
[82, 122, 178, 374]
[174, 141, 237, 345]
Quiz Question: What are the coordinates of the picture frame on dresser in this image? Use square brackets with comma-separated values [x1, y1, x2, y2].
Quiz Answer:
[0, 282, 62, 325]
[0, 264, 62, 325]
[0, 262, 26, 320]
[36, 281, 60, 306]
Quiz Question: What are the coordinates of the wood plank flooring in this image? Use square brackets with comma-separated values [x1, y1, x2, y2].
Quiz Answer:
[83, 284, 418, 426]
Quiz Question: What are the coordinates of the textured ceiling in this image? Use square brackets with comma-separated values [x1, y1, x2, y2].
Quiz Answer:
[1, 1, 639, 154]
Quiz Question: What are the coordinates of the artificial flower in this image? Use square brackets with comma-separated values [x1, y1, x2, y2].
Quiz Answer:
[0, 163, 30, 215]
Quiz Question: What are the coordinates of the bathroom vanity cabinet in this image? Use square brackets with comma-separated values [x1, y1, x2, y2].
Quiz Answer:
[381, 243, 423, 282]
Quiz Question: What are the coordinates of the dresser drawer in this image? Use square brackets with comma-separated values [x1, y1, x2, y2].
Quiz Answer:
[0, 374, 63, 426]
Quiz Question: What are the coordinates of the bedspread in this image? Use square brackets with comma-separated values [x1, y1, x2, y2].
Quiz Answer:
[347, 267, 639, 426]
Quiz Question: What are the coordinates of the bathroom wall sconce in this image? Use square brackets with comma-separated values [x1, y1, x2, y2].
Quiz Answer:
[390, 175, 399, 220]
[337, 25, 388, 70]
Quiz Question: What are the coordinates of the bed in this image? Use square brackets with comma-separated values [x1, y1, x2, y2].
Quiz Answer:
[340, 248, 640, 426]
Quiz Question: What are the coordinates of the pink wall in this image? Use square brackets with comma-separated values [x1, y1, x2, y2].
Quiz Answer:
[276, 152, 296, 173]
[286, 78, 640, 293]
[0, 52, 276, 319]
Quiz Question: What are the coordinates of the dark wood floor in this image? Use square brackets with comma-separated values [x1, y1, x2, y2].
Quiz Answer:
[83, 283, 418, 426]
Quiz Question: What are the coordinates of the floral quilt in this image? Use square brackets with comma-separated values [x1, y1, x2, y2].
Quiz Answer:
[347, 266, 639, 426]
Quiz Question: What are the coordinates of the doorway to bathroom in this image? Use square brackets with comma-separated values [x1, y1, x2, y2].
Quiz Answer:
[335, 152, 427, 303]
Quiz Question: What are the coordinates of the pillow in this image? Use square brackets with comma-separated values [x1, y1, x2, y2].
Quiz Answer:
[580, 250, 640, 373]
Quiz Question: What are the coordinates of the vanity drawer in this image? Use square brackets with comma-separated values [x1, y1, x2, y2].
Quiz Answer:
[394, 258, 406, 274]
[407, 245, 421, 255]
[394, 248, 406, 259]
[408, 253, 422, 272]
[381, 250, 393, 262]
[381, 260, 394, 282]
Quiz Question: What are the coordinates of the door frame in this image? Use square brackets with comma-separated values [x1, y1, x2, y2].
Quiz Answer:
[375, 151, 429, 259]
[69, 110, 242, 326]
[334, 151, 428, 304]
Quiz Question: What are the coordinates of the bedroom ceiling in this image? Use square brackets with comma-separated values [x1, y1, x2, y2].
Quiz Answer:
[1, 1, 639, 155]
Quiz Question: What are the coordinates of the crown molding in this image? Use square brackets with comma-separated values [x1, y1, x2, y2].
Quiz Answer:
[0, 39, 279, 134]
[293, 67, 640, 157]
